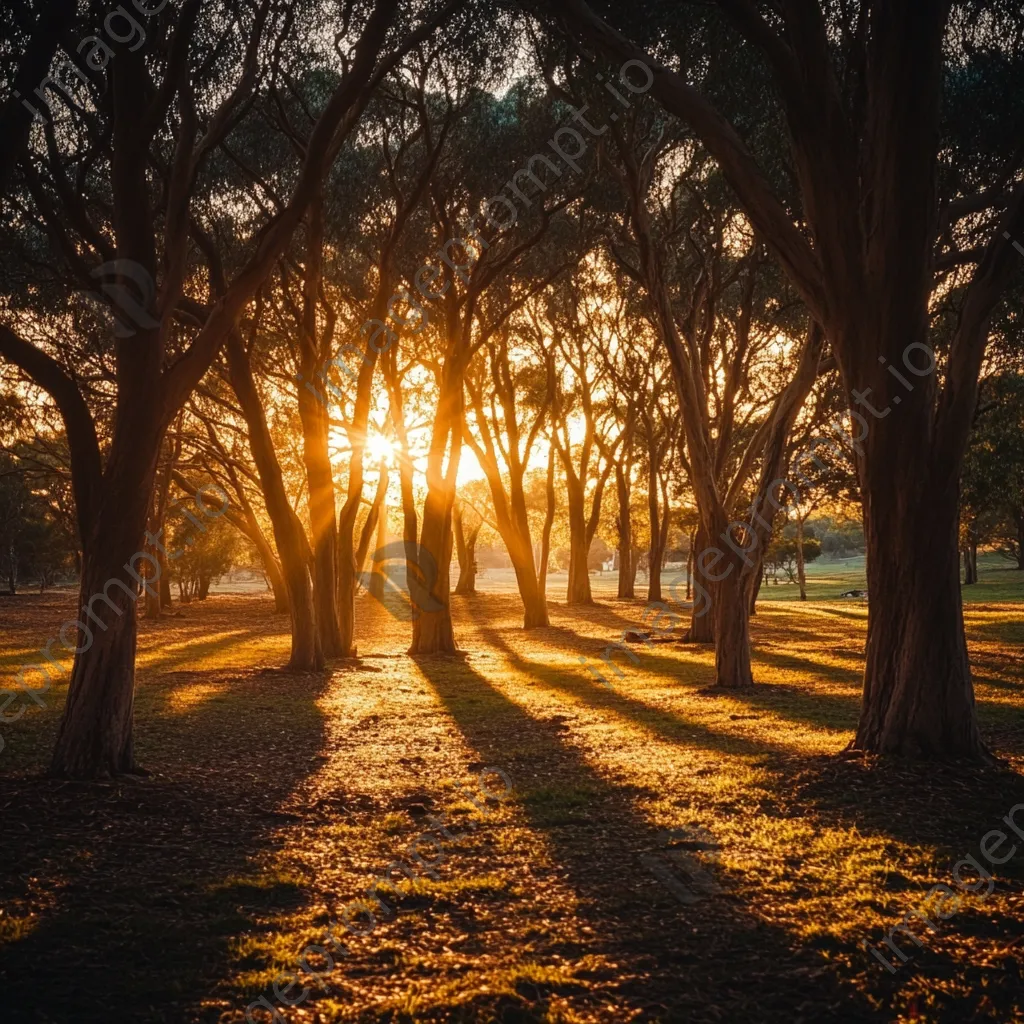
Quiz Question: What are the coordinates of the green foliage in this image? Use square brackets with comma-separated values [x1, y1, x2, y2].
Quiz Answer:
[764, 532, 821, 584]
[963, 373, 1024, 565]
[0, 451, 77, 592]
[166, 506, 240, 603]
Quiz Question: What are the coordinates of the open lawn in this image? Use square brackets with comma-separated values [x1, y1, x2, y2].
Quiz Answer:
[1, 585, 1023, 1023]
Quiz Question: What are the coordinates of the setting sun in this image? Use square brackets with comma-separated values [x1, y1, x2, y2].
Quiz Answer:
[365, 433, 395, 465]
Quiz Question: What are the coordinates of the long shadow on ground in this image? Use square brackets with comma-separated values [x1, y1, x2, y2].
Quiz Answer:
[413, 648, 882, 1023]
[0, 664, 330, 1024]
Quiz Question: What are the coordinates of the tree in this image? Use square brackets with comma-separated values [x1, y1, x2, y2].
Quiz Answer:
[166, 507, 239, 602]
[548, 0, 1024, 755]
[0, 0, 429, 777]
[963, 373, 1024, 572]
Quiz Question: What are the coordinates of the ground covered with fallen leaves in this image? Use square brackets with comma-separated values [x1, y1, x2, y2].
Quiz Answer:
[1, 587, 1023, 1023]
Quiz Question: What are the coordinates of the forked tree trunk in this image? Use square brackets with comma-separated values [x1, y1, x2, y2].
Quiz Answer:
[453, 506, 480, 597]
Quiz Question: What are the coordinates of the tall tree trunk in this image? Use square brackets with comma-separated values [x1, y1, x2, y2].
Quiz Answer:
[225, 330, 322, 671]
[369, 494, 389, 601]
[410, 371, 460, 655]
[145, 439, 175, 618]
[538, 446, 556, 606]
[297, 191, 344, 658]
[852, 467, 984, 758]
[51, 432, 162, 778]
[615, 463, 634, 599]
[686, 521, 715, 643]
[713, 569, 754, 688]
[565, 476, 592, 606]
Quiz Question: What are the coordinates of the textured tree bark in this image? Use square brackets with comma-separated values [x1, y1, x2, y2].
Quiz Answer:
[51, 422, 162, 778]
[712, 568, 754, 688]
[852, 475, 984, 757]
[565, 481, 593, 606]
[409, 495, 457, 654]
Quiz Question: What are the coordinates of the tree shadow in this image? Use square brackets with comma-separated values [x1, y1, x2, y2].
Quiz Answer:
[412, 652, 883, 1021]
[0, 662, 331, 1023]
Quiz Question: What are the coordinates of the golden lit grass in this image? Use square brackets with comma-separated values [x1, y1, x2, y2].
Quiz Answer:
[0, 589, 1022, 1022]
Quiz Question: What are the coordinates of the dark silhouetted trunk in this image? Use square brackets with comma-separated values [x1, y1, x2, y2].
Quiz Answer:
[51, 419, 163, 777]
[853, 470, 984, 757]
[453, 505, 479, 596]
[615, 458, 634, 599]
[225, 329, 321, 671]
[687, 521, 715, 643]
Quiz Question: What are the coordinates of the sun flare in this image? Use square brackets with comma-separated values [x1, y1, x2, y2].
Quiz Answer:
[366, 433, 395, 465]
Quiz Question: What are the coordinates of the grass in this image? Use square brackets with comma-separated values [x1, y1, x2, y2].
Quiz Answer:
[0, 570, 1022, 1023]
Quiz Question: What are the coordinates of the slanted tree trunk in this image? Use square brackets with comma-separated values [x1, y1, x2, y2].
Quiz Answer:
[616, 466, 635, 598]
[749, 558, 763, 615]
[369, 492, 389, 601]
[225, 328, 322, 671]
[646, 458, 663, 603]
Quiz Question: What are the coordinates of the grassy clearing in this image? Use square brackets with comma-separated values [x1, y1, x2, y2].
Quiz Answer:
[0, 579, 1022, 1023]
